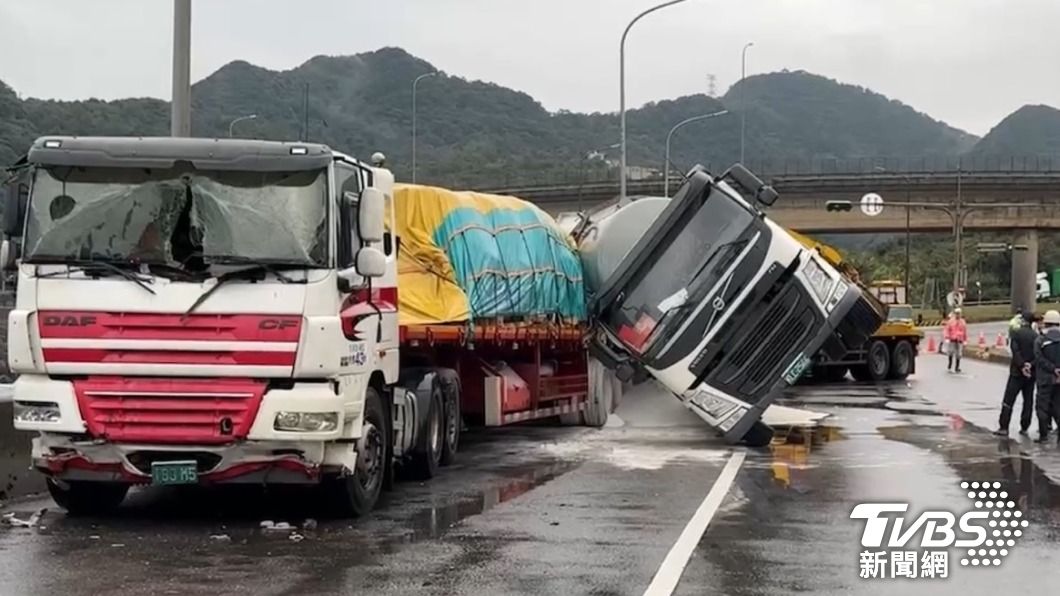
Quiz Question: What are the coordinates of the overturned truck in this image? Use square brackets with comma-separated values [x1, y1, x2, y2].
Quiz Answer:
[563, 165, 884, 445]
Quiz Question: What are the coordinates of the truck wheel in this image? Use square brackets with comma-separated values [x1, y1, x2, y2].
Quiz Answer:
[582, 357, 612, 428]
[888, 341, 914, 380]
[47, 478, 129, 516]
[741, 421, 774, 447]
[327, 387, 387, 517]
[437, 370, 461, 467]
[410, 383, 444, 480]
[851, 340, 892, 382]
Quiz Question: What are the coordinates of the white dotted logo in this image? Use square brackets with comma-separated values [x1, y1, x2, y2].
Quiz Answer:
[959, 481, 1027, 567]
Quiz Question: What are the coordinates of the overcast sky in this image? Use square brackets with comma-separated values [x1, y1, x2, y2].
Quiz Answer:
[1, 0, 1057, 136]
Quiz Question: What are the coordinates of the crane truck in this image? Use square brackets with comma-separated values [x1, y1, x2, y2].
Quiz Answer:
[3, 137, 882, 517]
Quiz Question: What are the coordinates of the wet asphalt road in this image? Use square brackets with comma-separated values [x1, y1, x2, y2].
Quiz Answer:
[2, 356, 1060, 595]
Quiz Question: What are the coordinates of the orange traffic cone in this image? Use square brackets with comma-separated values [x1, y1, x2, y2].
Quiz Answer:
[978, 331, 987, 349]
[996, 332, 1006, 348]
[927, 335, 938, 353]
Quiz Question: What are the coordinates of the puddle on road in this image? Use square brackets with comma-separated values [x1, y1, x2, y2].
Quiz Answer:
[386, 461, 579, 548]
[881, 424, 1060, 516]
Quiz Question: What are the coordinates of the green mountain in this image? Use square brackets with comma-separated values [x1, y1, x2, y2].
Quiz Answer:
[969, 104, 1060, 157]
[0, 48, 985, 186]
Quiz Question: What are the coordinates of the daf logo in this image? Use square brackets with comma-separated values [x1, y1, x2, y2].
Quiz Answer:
[711, 296, 725, 311]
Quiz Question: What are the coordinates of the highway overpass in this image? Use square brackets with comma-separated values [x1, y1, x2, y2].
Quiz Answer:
[474, 169, 1060, 310]
[478, 171, 1060, 234]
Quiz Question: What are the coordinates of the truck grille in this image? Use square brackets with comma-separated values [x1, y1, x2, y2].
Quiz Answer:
[706, 283, 820, 401]
[73, 377, 266, 445]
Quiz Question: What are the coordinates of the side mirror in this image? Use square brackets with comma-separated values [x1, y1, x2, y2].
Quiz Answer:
[1, 239, 21, 271]
[3, 182, 27, 238]
[358, 187, 386, 243]
[756, 185, 779, 207]
[356, 246, 386, 278]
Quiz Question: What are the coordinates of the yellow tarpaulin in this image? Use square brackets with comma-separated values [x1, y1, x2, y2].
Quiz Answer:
[391, 184, 586, 326]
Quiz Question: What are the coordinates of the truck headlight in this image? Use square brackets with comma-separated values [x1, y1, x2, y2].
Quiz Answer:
[14, 401, 61, 423]
[826, 281, 848, 312]
[274, 411, 339, 432]
[802, 256, 836, 303]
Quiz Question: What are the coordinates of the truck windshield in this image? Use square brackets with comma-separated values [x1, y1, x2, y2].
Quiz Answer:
[23, 165, 328, 268]
[607, 187, 755, 353]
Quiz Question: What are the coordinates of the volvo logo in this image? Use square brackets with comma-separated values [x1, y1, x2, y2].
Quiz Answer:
[711, 296, 726, 311]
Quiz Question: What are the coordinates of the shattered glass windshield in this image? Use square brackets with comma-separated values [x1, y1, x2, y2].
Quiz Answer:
[23, 165, 328, 267]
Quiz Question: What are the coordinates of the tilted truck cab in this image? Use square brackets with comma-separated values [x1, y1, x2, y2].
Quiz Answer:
[571, 165, 884, 445]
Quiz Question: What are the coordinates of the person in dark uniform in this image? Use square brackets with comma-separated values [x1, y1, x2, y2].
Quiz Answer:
[994, 310, 1037, 437]
[1033, 310, 1060, 443]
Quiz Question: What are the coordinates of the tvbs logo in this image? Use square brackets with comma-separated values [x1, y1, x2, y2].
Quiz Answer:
[851, 481, 1029, 577]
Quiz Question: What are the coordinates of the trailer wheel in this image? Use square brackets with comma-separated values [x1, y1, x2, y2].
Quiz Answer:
[437, 370, 461, 466]
[888, 341, 914, 380]
[326, 386, 387, 517]
[410, 383, 444, 479]
[853, 340, 891, 382]
[582, 357, 612, 428]
[47, 478, 128, 516]
[741, 421, 774, 447]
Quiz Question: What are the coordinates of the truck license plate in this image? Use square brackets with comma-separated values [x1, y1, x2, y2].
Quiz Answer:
[151, 461, 198, 486]
[782, 353, 811, 384]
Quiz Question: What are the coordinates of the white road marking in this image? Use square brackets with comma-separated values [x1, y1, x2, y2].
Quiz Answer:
[643, 450, 747, 596]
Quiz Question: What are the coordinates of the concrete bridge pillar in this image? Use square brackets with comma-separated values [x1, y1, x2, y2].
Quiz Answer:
[1011, 229, 1039, 313]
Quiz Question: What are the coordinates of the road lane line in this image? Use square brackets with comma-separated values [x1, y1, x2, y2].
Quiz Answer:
[643, 450, 746, 596]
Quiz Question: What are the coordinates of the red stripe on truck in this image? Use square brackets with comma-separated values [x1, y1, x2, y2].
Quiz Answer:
[42, 348, 296, 366]
[38, 312, 302, 342]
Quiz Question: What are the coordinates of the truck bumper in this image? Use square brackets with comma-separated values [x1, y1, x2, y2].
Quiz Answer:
[32, 435, 331, 484]
[13, 375, 364, 485]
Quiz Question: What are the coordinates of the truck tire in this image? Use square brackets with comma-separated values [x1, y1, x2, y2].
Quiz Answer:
[326, 386, 387, 517]
[582, 357, 612, 428]
[741, 421, 774, 447]
[888, 340, 914, 380]
[47, 478, 128, 516]
[436, 370, 461, 467]
[852, 340, 890, 382]
[410, 382, 444, 479]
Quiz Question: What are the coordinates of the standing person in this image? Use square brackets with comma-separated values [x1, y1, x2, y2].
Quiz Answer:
[1033, 310, 1060, 444]
[944, 308, 968, 373]
[994, 310, 1036, 437]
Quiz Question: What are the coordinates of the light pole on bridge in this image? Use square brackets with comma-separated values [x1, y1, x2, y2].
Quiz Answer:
[620, 0, 691, 202]
[412, 71, 439, 184]
[664, 110, 728, 197]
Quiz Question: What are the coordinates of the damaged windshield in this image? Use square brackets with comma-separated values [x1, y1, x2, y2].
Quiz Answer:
[22, 165, 328, 269]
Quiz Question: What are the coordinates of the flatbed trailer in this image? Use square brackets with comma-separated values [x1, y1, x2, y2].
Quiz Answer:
[400, 321, 610, 428]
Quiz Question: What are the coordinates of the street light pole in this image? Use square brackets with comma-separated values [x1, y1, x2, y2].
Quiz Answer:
[170, 0, 192, 137]
[412, 72, 438, 184]
[227, 114, 257, 138]
[620, 0, 690, 201]
[664, 110, 728, 197]
[740, 41, 754, 164]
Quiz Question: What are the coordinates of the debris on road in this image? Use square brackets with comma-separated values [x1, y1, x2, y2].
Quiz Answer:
[209, 534, 231, 542]
[289, 533, 305, 543]
[1, 508, 46, 528]
[260, 521, 293, 532]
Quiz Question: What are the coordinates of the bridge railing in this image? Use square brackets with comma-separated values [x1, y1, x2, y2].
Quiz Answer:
[420, 154, 1060, 192]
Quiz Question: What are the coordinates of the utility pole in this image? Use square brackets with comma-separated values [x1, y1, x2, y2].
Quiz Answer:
[170, 0, 192, 137]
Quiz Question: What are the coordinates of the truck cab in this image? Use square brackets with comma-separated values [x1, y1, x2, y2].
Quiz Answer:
[572, 165, 883, 445]
[2, 136, 422, 516]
